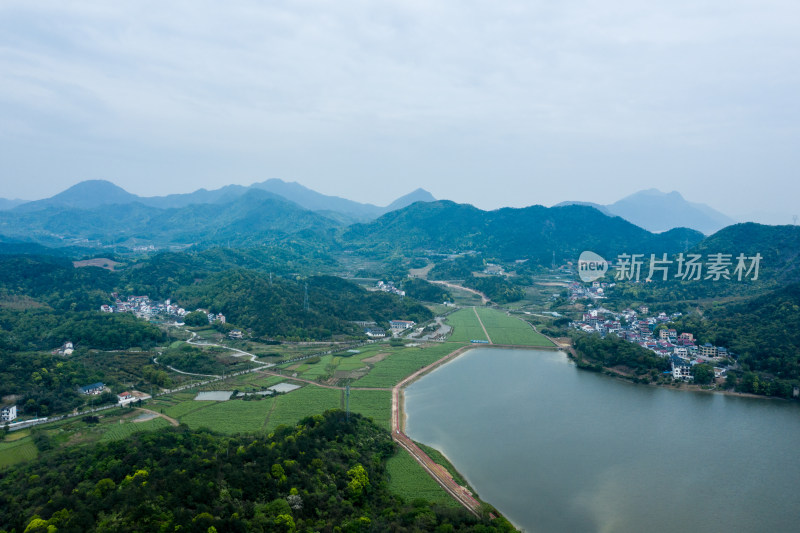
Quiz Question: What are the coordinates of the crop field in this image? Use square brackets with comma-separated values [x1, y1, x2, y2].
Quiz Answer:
[354, 343, 465, 388]
[386, 449, 458, 506]
[164, 400, 216, 419]
[474, 307, 554, 346]
[265, 387, 341, 431]
[181, 398, 275, 434]
[0, 438, 38, 469]
[347, 390, 392, 430]
[100, 417, 171, 442]
[445, 308, 489, 342]
[290, 354, 335, 379]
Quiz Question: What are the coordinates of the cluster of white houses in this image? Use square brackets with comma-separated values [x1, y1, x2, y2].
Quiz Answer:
[362, 319, 417, 339]
[573, 305, 731, 381]
[101, 294, 187, 319]
[375, 281, 405, 297]
[100, 294, 227, 325]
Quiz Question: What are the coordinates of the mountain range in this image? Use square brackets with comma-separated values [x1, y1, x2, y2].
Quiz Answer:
[556, 189, 737, 235]
[9, 179, 436, 223]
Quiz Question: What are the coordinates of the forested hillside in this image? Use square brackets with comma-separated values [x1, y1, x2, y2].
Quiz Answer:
[668, 283, 800, 397]
[175, 271, 432, 339]
[343, 201, 704, 263]
[0, 411, 513, 532]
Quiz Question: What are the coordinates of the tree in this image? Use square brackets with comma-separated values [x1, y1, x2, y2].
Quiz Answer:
[692, 363, 714, 385]
[183, 311, 208, 327]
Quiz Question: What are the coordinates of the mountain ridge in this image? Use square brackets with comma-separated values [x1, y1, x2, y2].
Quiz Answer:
[556, 189, 736, 235]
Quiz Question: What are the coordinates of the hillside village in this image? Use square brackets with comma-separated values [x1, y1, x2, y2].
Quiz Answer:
[571, 302, 732, 381]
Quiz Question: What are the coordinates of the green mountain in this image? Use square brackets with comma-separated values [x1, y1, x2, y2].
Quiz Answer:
[174, 270, 432, 339]
[0, 190, 340, 248]
[342, 200, 705, 263]
[668, 282, 800, 397]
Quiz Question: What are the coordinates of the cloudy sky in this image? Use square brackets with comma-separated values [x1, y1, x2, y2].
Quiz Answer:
[1, 1, 798, 221]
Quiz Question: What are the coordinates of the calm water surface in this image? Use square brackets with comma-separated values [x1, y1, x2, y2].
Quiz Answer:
[404, 348, 800, 533]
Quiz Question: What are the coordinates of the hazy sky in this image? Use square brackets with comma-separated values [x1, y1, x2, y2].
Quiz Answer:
[1, 1, 798, 220]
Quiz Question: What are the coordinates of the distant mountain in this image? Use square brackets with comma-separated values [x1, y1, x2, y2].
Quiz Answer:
[558, 189, 736, 235]
[139, 184, 252, 209]
[0, 198, 27, 210]
[342, 200, 705, 263]
[14, 180, 140, 212]
[0, 189, 340, 248]
[385, 188, 437, 212]
[12, 179, 436, 221]
[250, 179, 383, 220]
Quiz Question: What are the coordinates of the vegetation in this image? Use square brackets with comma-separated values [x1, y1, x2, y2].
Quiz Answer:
[446, 309, 489, 343]
[572, 333, 670, 379]
[464, 276, 525, 303]
[402, 277, 452, 302]
[473, 308, 554, 346]
[175, 271, 432, 340]
[668, 283, 800, 397]
[0, 411, 515, 532]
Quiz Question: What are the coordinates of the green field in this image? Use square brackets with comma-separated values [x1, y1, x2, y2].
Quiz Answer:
[354, 343, 464, 388]
[101, 417, 171, 442]
[0, 437, 38, 469]
[474, 307, 554, 346]
[445, 308, 489, 342]
[386, 449, 458, 506]
[181, 398, 276, 434]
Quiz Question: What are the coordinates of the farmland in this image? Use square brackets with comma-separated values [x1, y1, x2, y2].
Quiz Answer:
[474, 307, 555, 346]
[100, 417, 171, 442]
[386, 448, 458, 506]
[445, 308, 489, 342]
[354, 343, 466, 388]
[0, 437, 38, 469]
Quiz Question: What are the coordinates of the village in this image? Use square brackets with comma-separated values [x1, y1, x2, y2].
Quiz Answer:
[570, 294, 732, 381]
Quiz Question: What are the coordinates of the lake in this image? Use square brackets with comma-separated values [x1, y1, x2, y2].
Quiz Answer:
[404, 348, 800, 532]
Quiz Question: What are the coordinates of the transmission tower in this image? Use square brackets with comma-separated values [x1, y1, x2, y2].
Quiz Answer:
[303, 283, 309, 312]
[345, 384, 350, 422]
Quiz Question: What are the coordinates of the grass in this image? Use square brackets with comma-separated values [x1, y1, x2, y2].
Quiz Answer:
[474, 307, 555, 346]
[386, 448, 458, 506]
[100, 417, 171, 442]
[445, 308, 489, 342]
[354, 343, 465, 388]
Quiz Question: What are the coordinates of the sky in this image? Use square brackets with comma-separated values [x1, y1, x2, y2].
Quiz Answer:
[1, 1, 799, 222]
